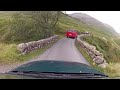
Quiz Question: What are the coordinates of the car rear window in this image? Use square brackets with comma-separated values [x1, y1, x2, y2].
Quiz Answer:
[67, 30, 77, 32]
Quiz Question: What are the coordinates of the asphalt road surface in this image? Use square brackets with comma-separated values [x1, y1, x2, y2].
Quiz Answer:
[36, 37, 90, 65]
[0, 37, 90, 73]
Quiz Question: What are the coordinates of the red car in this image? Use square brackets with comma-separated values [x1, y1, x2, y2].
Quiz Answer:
[66, 30, 78, 38]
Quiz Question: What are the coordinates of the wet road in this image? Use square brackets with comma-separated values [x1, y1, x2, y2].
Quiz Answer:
[0, 37, 90, 73]
[36, 37, 90, 65]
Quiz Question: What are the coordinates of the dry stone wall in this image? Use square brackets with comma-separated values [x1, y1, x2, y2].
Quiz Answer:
[76, 34, 108, 68]
[17, 35, 59, 55]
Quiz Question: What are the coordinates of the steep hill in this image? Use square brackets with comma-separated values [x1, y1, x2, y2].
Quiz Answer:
[68, 13, 118, 37]
[0, 11, 119, 42]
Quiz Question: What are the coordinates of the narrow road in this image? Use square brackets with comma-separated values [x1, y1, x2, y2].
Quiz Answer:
[0, 37, 89, 73]
[35, 37, 90, 65]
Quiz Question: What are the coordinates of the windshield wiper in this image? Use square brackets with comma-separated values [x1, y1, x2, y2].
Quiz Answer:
[9, 71, 108, 79]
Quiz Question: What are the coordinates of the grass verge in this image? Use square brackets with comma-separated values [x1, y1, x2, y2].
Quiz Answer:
[75, 41, 103, 71]
[75, 40, 120, 78]
[0, 38, 59, 65]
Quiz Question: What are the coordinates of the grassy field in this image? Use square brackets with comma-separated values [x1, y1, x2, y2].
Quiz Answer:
[76, 42, 120, 78]
[76, 35, 120, 78]
[114, 39, 120, 46]
[76, 40, 117, 78]
[82, 35, 120, 63]
[0, 40, 59, 65]
[75, 42, 104, 72]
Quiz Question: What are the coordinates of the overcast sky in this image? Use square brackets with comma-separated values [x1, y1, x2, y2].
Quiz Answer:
[65, 11, 120, 33]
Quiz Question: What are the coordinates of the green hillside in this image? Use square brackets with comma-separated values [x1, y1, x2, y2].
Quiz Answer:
[0, 11, 118, 42]
[58, 13, 120, 77]
[58, 13, 118, 41]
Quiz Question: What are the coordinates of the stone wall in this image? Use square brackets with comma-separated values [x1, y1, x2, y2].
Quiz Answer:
[76, 34, 108, 68]
[17, 35, 59, 55]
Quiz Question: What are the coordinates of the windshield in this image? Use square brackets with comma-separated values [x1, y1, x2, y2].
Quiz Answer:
[0, 11, 120, 79]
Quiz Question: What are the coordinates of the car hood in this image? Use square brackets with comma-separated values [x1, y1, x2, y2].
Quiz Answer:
[2, 60, 108, 79]
[10, 60, 106, 75]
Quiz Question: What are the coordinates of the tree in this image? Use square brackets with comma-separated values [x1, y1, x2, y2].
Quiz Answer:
[9, 12, 33, 42]
[8, 11, 61, 42]
[28, 11, 60, 37]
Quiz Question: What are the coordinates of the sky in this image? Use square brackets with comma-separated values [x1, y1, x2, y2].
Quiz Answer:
[65, 11, 120, 33]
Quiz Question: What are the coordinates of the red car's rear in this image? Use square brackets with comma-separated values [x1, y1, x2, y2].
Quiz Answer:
[66, 30, 78, 38]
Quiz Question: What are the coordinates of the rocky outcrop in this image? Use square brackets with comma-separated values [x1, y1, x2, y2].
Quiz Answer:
[76, 34, 108, 68]
[17, 35, 59, 54]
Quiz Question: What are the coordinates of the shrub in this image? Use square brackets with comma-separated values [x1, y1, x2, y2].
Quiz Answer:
[4, 11, 60, 43]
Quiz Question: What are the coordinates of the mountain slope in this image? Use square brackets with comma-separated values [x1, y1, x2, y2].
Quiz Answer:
[0, 11, 118, 42]
[68, 13, 119, 37]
